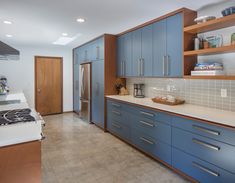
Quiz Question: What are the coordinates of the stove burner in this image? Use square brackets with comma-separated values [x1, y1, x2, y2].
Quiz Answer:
[0, 108, 35, 126]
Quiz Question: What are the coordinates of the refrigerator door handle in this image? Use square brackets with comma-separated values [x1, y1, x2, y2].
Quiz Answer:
[81, 67, 85, 95]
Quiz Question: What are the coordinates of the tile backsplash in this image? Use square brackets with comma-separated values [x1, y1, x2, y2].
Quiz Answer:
[127, 78, 235, 112]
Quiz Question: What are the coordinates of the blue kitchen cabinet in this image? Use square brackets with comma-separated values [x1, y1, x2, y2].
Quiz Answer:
[117, 33, 132, 77]
[153, 13, 182, 77]
[172, 148, 235, 183]
[153, 19, 167, 77]
[132, 25, 153, 77]
[166, 13, 183, 77]
[90, 37, 104, 61]
[92, 60, 104, 128]
[141, 25, 153, 77]
[132, 29, 142, 77]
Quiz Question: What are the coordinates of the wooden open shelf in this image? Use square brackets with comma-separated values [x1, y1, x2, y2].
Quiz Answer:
[184, 14, 235, 34]
[184, 45, 235, 56]
[183, 75, 235, 80]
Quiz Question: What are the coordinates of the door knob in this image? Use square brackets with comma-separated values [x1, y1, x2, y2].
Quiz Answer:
[37, 89, 41, 93]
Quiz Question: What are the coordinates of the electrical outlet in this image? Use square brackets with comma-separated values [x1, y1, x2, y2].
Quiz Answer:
[221, 89, 227, 98]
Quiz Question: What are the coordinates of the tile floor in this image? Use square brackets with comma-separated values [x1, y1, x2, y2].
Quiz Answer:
[42, 113, 189, 183]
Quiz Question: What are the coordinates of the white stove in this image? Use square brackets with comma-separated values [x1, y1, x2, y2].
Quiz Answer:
[0, 108, 44, 147]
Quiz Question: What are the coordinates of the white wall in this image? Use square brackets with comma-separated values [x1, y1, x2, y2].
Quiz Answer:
[0, 45, 73, 112]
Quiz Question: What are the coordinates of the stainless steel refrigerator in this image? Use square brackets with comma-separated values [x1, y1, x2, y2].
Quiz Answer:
[79, 63, 91, 122]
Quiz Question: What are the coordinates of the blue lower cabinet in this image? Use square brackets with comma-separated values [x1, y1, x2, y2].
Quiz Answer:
[172, 127, 235, 174]
[107, 119, 130, 141]
[172, 148, 235, 183]
[131, 128, 171, 165]
[132, 116, 171, 145]
[172, 116, 235, 146]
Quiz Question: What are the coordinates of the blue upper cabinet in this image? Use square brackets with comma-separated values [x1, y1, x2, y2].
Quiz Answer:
[166, 13, 183, 77]
[90, 37, 104, 61]
[141, 25, 153, 77]
[117, 33, 132, 77]
[132, 25, 153, 77]
[117, 13, 183, 78]
[132, 29, 142, 77]
[123, 33, 132, 77]
[153, 19, 167, 77]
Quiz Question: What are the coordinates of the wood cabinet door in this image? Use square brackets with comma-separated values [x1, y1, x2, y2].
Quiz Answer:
[166, 13, 183, 77]
[35, 56, 63, 116]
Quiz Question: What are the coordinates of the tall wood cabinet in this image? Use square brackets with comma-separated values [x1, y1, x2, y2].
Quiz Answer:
[73, 34, 117, 130]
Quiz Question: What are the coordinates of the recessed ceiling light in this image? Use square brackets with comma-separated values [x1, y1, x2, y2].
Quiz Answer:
[77, 18, 85, 23]
[3, 20, 12, 25]
[62, 33, 68, 36]
[6, 34, 13, 38]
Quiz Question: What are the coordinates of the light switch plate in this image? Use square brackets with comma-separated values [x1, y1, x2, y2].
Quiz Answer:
[221, 89, 227, 98]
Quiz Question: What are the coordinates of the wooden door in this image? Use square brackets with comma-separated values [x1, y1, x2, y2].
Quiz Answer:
[35, 56, 63, 115]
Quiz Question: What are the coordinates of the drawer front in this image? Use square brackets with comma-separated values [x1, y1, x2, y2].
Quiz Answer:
[107, 120, 130, 141]
[131, 129, 171, 165]
[107, 100, 131, 126]
[172, 148, 235, 183]
[131, 106, 172, 125]
[172, 127, 235, 174]
[172, 116, 235, 146]
[132, 116, 171, 145]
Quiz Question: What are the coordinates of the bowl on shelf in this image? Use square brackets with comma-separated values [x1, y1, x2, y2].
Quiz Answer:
[194, 16, 216, 24]
[222, 7, 235, 16]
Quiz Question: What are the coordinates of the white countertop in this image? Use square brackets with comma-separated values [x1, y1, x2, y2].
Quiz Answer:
[0, 92, 29, 111]
[0, 92, 43, 147]
[106, 95, 235, 128]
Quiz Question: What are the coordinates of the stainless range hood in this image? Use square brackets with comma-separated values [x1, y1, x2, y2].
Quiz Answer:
[0, 41, 20, 60]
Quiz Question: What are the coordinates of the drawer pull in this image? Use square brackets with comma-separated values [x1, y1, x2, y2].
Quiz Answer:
[112, 110, 121, 115]
[140, 137, 155, 145]
[139, 120, 154, 127]
[112, 103, 121, 107]
[192, 162, 220, 177]
[112, 123, 121, 129]
[140, 111, 154, 117]
[192, 138, 220, 151]
[193, 125, 220, 136]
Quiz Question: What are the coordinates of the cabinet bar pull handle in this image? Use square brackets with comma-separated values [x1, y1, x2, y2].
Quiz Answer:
[192, 138, 220, 151]
[138, 59, 141, 76]
[112, 110, 121, 116]
[112, 123, 121, 129]
[140, 137, 154, 145]
[166, 55, 169, 76]
[141, 58, 144, 76]
[163, 56, 166, 76]
[123, 61, 125, 76]
[121, 61, 123, 76]
[112, 103, 121, 107]
[192, 162, 220, 177]
[96, 46, 99, 60]
[140, 111, 154, 117]
[139, 120, 154, 127]
[193, 125, 220, 136]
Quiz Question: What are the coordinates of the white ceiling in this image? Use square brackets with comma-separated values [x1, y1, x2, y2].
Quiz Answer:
[0, 0, 225, 48]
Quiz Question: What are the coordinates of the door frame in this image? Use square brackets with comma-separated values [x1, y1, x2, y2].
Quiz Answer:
[34, 56, 63, 114]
